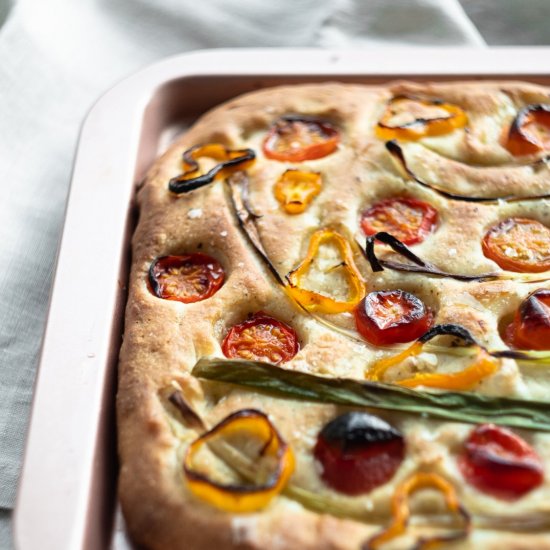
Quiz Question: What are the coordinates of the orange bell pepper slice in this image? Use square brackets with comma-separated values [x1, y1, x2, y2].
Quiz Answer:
[375, 96, 467, 141]
[169, 143, 256, 194]
[367, 341, 499, 391]
[366, 472, 471, 549]
[273, 169, 322, 214]
[286, 228, 366, 314]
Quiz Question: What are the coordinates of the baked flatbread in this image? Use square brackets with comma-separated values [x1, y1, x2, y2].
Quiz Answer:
[118, 81, 550, 549]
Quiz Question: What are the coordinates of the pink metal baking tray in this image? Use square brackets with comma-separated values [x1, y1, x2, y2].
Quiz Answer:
[13, 47, 550, 550]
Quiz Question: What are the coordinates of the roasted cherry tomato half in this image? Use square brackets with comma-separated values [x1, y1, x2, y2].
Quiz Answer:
[360, 197, 438, 246]
[482, 217, 550, 273]
[459, 424, 544, 500]
[222, 312, 299, 364]
[505, 104, 550, 156]
[149, 253, 225, 304]
[314, 412, 405, 495]
[504, 289, 550, 350]
[354, 290, 433, 346]
[263, 115, 340, 162]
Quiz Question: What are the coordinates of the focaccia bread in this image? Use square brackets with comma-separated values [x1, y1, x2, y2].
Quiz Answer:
[117, 81, 550, 550]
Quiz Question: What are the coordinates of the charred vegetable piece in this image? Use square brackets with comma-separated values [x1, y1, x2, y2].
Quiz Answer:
[286, 228, 366, 314]
[354, 290, 433, 346]
[167, 390, 206, 431]
[363, 230, 492, 282]
[364, 230, 550, 284]
[505, 289, 550, 351]
[222, 312, 299, 364]
[385, 140, 550, 204]
[360, 197, 438, 246]
[367, 324, 500, 391]
[365, 472, 471, 549]
[273, 169, 322, 214]
[482, 218, 550, 273]
[149, 253, 225, 303]
[183, 409, 294, 512]
[505, 104, 550, 156]
[263, 115, 340, 162]
[375, 95, 467, 141]
[169, 143, 255, 194]
[227, 172, 284, 284]
[459, 424, 544, 500]
[314, 412, 405, 495]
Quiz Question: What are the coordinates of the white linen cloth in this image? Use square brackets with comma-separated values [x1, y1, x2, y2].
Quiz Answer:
[0, 0, 531, 546]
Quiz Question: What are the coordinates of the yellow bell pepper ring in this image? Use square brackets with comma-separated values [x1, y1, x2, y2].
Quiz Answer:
[367, 341, 424, 383]
[398, 351, 498, 390]
[169, 143, 256, 194]
[286, 228, 366, 314]
[183, 409, 295, 513]
[273, 169, 322, 214]
[366, 324, 500, 391]
[366, 472, 471, 549]
[375, 95, 468, 141]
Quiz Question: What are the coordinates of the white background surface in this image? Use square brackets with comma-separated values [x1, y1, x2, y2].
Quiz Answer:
[1, 0, 549, 547]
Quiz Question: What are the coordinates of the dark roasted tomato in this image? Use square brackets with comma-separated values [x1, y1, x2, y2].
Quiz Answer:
[354, 290, 433, 346]
[482, 218, 550, 273]
[314, 412, 405, 495]
[505, 104, 550, 156]
[149, 253, 224, 303]
[222, 312, 299, 364]
[360, 197, 438, 246]
[262, 115, 340, 162]
[504, 289, 550, 350]
[459, 424, 544, 500]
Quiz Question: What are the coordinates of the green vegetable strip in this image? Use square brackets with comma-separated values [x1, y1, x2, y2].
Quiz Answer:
[192, 358, 550, 432]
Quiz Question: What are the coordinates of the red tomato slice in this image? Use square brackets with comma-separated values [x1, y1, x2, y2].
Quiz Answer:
[263, 115, 340, 162]
[505, 104, 550, 156]
[459, 424, 544, 500]
[222, 312, 299, 364]
[360, 197, 438, 245]
[504, 289, 550, 351]
[314, 412, 405, 495]
[482, 218, 550, 273]
[149, 253, 224, 304]
[354, 290, 433, 346]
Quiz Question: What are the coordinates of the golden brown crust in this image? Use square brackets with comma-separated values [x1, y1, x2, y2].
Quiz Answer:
[118, 82, 550, 549]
